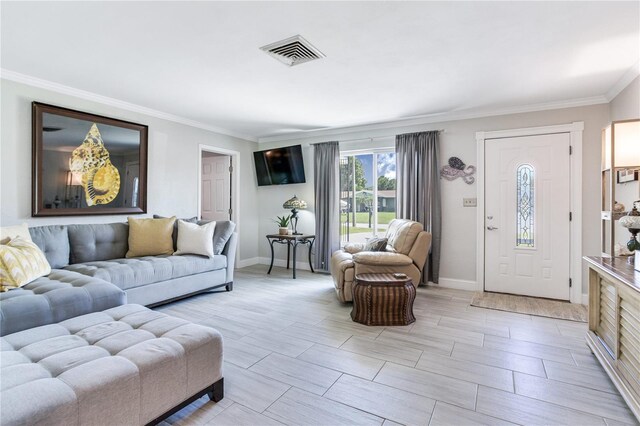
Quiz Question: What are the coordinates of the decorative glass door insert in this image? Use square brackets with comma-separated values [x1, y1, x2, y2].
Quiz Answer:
[516, 164, 535, 247]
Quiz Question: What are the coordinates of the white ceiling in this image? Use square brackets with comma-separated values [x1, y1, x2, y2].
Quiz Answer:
[2, 1, 638, 142]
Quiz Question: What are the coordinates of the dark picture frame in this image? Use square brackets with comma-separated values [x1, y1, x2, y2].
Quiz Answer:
[32, 102, 148, 216]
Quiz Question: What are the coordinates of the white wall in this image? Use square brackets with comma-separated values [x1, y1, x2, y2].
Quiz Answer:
[610, 76, 640, 122]
[258, 103, 611, 294]
[0, 79, 260, 263]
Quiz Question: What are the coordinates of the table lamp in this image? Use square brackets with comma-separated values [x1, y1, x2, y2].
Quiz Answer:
[620, 201, 640, 271]
[283, 195, 307, 235]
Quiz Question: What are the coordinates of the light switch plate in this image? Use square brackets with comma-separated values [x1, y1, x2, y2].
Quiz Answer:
[463, 198, 477, 207]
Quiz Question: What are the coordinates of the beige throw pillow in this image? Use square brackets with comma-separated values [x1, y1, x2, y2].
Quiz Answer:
[0, 223, 32, 245]
[174, 220, 216, 258]
[0, 236, 51, 291]
[126, 216, 176, 258]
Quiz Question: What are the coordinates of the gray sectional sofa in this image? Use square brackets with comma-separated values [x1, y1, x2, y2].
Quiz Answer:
[0, 220, 234, 425]
[0, 220, 237, 336]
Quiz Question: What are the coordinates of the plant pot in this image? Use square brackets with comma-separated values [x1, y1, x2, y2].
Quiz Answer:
[279, 227, 289, 235]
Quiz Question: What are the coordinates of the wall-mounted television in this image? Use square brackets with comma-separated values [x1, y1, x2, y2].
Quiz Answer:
[253, 145, 306, 186]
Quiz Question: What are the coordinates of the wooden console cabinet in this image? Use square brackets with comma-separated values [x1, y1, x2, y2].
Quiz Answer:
[585, 256, 640, 420]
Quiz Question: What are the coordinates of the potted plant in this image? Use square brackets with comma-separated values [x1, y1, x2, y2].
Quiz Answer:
[274, 215, 291, 235]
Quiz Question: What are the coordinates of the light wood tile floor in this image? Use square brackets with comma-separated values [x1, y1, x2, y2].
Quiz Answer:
[156, 265, 639, 426]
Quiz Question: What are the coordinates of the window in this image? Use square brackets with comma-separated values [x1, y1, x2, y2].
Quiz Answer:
[516, 164, 535, 247]
[340, 151, 396, 244]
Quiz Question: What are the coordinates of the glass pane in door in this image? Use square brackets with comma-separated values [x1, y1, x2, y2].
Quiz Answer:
[377, 153, 396, 235]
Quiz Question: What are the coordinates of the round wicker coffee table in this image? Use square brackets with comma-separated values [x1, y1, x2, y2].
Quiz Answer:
[351, 273, 416, 326]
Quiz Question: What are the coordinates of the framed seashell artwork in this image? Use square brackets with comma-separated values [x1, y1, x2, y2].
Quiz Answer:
[32, 102, 148, 216]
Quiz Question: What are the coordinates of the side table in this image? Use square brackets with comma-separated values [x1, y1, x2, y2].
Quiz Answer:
[266, 234, 315, 279]
[351, 273, 416, 326]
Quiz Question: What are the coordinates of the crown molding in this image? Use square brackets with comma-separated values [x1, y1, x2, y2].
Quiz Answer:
[0, 69, 258, 142]
[605, 61, 640, 102]
[257, 95, 609, 143]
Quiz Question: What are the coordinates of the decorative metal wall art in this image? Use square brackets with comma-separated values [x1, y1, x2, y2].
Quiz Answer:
[440, 156, 476, 184]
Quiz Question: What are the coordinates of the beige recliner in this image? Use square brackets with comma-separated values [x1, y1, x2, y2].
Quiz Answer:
[330, 219, 432, 302]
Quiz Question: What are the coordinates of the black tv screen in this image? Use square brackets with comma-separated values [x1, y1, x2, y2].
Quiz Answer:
[253, 145, 306, 186]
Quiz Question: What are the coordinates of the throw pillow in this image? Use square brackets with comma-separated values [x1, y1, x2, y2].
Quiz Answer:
[153, 214, 198, 250]
[364, 237, 388, 252]
[126, 216, 176, 258]
[174, 220, 216, 258]
[0, 223, 32, 245]
[0, 236, 51, 291]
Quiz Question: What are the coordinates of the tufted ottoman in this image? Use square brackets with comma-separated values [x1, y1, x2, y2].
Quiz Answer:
[0, 304, 224, 426]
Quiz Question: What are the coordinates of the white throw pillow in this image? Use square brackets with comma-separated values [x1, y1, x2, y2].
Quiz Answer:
[174, 220, 216, 258]
[0, 223, 32, 245]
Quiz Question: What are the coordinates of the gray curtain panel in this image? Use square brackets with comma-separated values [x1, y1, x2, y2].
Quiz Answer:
[313, 141, 341, 272]
[396, 131, 441, 283]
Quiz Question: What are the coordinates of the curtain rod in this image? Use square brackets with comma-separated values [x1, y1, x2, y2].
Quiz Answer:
[310, 129, 445, 145]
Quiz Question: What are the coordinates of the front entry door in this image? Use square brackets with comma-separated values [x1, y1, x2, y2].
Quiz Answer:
[201, 155, 231, 221]
[484, 133, 571, 300]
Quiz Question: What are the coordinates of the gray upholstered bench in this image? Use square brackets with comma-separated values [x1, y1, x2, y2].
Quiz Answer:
[0, 304, 224, 426]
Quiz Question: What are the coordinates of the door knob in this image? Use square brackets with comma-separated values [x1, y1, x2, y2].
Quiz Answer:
[486, 226, 499, 230]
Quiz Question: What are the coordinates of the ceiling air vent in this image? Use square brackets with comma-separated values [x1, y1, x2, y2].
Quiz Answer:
[260, 35, 325, 67]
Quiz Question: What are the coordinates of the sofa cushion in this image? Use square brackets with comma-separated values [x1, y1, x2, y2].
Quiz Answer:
[68, 223, 129, 263]
[30, 225, 70, 268]
[200, 220, 236, 255]
[127, 217, 176, 258]
[385, 219, 424, 255]
[0, 269, 125, 336]
[0, 237, 52, 291]
[353, 251, 414, 266]
[64, 255, 227, 290]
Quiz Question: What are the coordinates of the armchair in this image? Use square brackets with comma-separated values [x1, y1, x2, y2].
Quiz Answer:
[330, 219, 432, 302]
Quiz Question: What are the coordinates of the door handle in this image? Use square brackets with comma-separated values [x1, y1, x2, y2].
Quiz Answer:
[486, 226, 499, 230]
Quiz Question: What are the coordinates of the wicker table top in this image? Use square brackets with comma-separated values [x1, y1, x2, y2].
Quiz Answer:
[355, 273, 412, 285]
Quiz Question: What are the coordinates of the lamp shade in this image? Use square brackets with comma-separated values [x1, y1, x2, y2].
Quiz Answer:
[283, 195, 307, 210]
[614, 121, 640, 168]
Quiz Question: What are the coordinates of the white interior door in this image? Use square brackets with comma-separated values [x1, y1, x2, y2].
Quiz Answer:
[201, 155, 231, 221]
[484, 133, 571, 300]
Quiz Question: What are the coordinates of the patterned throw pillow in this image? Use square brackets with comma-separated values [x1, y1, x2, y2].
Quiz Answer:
[0, 236, 51, 291]
[364, 237, 388, 252]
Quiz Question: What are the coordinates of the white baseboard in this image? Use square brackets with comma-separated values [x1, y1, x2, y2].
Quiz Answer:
[236, 257, 260, 269]
[430, 277, 478, 292]
[258, 257, 314, 271]
[582, 293, 589, 306]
